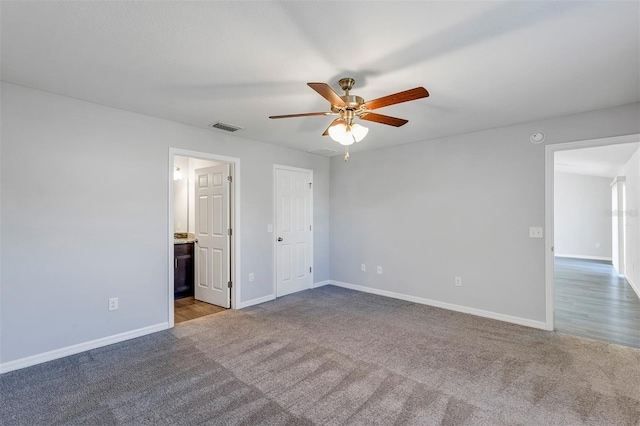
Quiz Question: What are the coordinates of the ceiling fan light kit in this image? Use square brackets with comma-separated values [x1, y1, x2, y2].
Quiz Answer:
[269, 77, 429, 161]
[328, 122, 369, 146]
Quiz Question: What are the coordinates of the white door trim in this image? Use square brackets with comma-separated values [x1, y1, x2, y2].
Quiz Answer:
[273, 164, 314, 298]
[168, 148, 241, 328]
[544, 133, 640, 331]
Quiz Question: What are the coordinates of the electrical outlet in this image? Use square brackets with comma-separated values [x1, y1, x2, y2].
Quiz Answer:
[361, 264, 366, 272]
[109, 297, 118, 311]
[529, 227, 543, 238]
[455, 276, 462, 287]
[249, 273, 255, 282]
[377, 266, 382, 274]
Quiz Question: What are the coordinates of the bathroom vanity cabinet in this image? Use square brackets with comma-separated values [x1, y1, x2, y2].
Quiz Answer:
[174, 242, 194, 299]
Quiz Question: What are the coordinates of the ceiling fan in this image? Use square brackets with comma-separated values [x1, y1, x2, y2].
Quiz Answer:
[269, 78, 429, 161]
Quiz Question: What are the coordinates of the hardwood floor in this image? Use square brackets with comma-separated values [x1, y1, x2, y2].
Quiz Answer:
[174, 297, 226, 324]
[555, 257, 640, 349]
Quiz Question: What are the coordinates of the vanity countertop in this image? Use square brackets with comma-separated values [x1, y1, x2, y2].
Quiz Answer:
[174, 233, 196, 245]
[174, 238, 196, 245]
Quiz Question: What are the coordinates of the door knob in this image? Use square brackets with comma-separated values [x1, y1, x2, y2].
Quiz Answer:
[277, 237, 283, 242]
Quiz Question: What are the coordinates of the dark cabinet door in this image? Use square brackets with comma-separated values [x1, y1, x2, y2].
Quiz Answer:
[174, 243, 194, 299]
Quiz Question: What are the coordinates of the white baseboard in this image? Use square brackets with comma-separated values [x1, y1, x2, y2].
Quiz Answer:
[555, 254, 612, 262]
[237, 281, 329, 309]
[0, 322, 169, 375]
[237, 294, 276, 309]
[311, 280, 330, 289]
[329, 280, 547, 330]
[625, 274, 640, 300]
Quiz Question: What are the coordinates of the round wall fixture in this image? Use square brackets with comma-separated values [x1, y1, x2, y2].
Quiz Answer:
[530, 132, 545, 144]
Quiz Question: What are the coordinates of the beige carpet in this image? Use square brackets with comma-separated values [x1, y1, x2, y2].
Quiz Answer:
[2, 285, 640, 425]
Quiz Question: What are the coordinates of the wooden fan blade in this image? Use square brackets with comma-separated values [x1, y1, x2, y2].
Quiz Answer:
[308, 83, 346, 107]
[364, 87, 429, 111]
[322, 118, 344, 136]
[360, 113, 408, 127]
[269, 112, 332, 119]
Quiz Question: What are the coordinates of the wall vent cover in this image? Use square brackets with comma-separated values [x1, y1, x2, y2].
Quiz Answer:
[308, 148, 337, 156]
[209, 122, 242, 132]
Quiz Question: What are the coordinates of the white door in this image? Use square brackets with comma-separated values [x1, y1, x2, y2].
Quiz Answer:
[195, 164, 230, 308]
[275, 167, 312, 297]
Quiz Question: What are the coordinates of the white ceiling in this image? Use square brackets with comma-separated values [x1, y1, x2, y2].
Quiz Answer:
[555, 142, 640, 178]
[1, 1, 638, 156]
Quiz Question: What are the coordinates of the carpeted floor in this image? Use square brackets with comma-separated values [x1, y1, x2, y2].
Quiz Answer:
[2, 285, 640, 425]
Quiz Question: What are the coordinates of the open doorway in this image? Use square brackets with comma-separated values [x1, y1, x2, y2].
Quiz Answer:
[546, 136, 640, 348]
[169, 149, 241, 326]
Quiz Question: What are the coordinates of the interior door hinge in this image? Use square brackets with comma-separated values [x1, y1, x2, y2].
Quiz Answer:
[309, 225, 312, 231]
[227, 175, 232, 183]
[310, 267, 312, 273]
[309, 182, 312, 188]
[228, 281, 233, 288]
[228, 228, 232, 236]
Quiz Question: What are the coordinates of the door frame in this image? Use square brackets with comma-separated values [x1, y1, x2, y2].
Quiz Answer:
[544, 133, 640, 331]
[168, 148, 241, 327]
[273, 164, 314, 297]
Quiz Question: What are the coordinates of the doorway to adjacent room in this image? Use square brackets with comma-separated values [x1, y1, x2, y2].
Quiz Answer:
[169, 149, 241, 326]
[546, 135, 640, 348]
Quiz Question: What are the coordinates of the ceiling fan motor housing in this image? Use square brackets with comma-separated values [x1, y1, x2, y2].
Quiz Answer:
[341, 95, 364, 107]
[331, 95, 366, 119]
[333, 79, 366, 125]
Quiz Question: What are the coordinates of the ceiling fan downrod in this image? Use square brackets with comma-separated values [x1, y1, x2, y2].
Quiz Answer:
[338, 78, 355, 95]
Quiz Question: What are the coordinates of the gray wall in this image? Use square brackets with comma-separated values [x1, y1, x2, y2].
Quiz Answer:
[2, 80, 639, 365]
[0, 82, 330, 363]
[554, 172, 612, 259]
[330, 103, 640, 323]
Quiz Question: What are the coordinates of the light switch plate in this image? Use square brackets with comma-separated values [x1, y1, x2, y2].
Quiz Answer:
[529, 227, 543, 238]
[267, 224, 273, 233]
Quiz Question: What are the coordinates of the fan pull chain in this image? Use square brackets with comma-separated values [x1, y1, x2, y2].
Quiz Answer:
[344, 146, 350, 162]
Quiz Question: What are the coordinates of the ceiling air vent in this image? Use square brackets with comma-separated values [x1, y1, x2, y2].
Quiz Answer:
[209, 122, 242, 132]
[308, 148, 337, 156]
